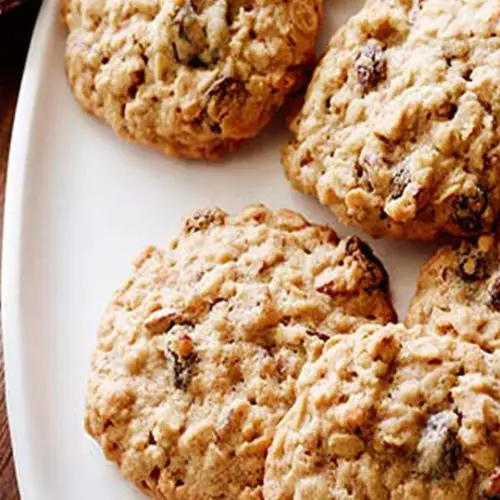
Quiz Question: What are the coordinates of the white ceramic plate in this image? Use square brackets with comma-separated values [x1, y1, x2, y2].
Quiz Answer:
[2, 1, 439, 498]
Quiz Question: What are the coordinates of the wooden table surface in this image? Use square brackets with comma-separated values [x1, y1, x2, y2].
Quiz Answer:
[0, 2, 40, 498]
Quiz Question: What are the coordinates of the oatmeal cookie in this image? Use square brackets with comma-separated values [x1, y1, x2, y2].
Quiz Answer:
[283, 0, 500, 240]
[63, 0, 322, 159]
[407, 234, 500, 351]
[84, 205, 395, 499]
[264, 323, 500, 499]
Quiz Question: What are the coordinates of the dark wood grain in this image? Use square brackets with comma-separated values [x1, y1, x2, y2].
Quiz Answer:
[0, 3, 40, 499]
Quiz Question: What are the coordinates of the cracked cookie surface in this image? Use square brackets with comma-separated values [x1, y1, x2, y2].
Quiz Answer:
[264, 323, 500, 500]
[84, 205, 395, 499]
[283, 0, 500, 240]
[407, 234, 500, 352]
[63, 0, 322, 159]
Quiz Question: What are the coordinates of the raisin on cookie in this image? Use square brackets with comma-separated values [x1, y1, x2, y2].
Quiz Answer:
[407, 234, 500, 352]
[84, 205, 395, 499]
[264, 323, 500, 499]
[62, 0, 323, 159]
[283, 0, 500, 240]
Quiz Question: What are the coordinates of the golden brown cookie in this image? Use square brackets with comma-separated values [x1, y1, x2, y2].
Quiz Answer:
[283, 0, 500, 240]
[63, 0, 323, 159]
[407, 235, 500, 352]
[265, 323, 500, 499]
[85, 205, 395, 499]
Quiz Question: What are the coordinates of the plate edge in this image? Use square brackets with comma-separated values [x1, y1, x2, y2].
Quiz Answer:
[2, 0, 59, 498]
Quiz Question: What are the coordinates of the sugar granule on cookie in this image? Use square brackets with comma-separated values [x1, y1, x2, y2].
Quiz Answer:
[283, 0, 500, 240]
[84, 205, 395, 499]
[62, 0, 323, 159]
